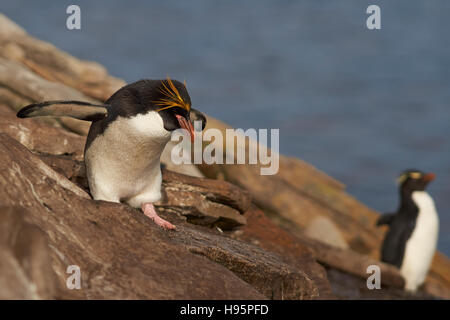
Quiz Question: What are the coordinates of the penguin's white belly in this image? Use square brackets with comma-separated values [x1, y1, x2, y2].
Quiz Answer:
[400, 191, 439, 291]
[85, 113, 171, 208]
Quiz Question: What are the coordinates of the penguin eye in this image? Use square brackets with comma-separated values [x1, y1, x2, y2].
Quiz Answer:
[174, 107, 189, 119]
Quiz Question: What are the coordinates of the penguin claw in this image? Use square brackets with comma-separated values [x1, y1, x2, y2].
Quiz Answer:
[154, 218, 176, 230]
[142, 202, 176, 230]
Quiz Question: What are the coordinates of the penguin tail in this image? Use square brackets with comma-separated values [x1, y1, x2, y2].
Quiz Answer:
[376, 213, 395, 226]
[16, 100, 109, 122]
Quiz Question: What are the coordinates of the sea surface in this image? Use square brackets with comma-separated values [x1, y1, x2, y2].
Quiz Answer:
[2, 1, 449, 255]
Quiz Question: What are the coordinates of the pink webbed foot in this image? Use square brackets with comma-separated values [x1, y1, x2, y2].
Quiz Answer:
[141, 203, 176, 230]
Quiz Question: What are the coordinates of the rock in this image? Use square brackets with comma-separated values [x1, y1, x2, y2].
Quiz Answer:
[171, 224, 319, 299]
[36, 150, 329, 298]
[0, 14, 124, 102]
[38, 154, 89, 191]
[0, 206, 57, 299]
[326, 268, 436, 300]
[423, 275, 450, 300]
[0, 88, 31, 112]
[0, 57, 92, 135]
[0, 133, 329, 299]
[157, 185, 247, 230]
[231, 206, 441, 299]
[0, 99, 248, 230]
[0, 14, 26, 37]
[199, 154, 381, 257]
[158, 169, 250, 229]
[0, 104, 86, 160]
[0, 133, 265, 299]
[161, 169, 252, 215]
[296, 232, 405, 290]
[227, 199, 438, 299]
[304, 216, 349, 250]
[232, 205, 333, 298]
[36, 152, 250, 230]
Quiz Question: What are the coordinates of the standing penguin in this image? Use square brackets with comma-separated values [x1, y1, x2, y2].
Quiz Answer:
[377, 170, 439, 291]
[17, 78, 206, 230]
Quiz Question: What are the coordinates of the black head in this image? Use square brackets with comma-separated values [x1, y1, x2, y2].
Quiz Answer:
[397, 169, 435, 193]
[106, 78, 197, 141]
[152, 78, 192, 133]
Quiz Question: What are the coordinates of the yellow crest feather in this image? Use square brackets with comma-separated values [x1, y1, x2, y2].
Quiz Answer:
[397, 171, 422, 185]
[154, 77, 191, 112]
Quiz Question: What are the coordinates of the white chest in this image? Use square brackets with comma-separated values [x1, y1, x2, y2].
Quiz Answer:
[85, 112, 172, 206]
[401, 191, 439, 291]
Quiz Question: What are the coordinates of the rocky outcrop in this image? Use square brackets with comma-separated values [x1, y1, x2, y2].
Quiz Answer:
[0, 104, 85, 160]
[0, 206, 56, 299]
[157, 170, 250, 229]
[0, 14, 122, 103]
[0, 103, 327, 298]
[0, 13, 449, 299]
[0, 133, 327, 299]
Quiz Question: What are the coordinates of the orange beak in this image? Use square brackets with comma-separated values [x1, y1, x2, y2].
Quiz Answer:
[422, 172, 436, 183]
[175, 114, 195, 143]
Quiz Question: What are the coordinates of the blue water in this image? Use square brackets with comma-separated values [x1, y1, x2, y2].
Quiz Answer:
[2, 1, 449, 255]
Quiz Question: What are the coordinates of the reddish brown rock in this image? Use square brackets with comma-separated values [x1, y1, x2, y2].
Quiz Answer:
[37, 153, 249, 230]
[0, 133, 264, 299]
[160, 169, 251, 213]
[232, 205, 333, 299]
[0, 206, 57, 299]
[0, 133, 328, 299]
[296, 233, 405, 289]
[326, 268, 436, 300]
[0, 104, 86, 160]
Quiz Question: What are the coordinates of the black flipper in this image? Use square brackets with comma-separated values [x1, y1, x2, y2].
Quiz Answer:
[376, 213, 396, 226]
[190, 108, 207, 131]
[379, 204, 418, 268]
[16, 100, 109, 122]
[380, 218, 416, 268]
